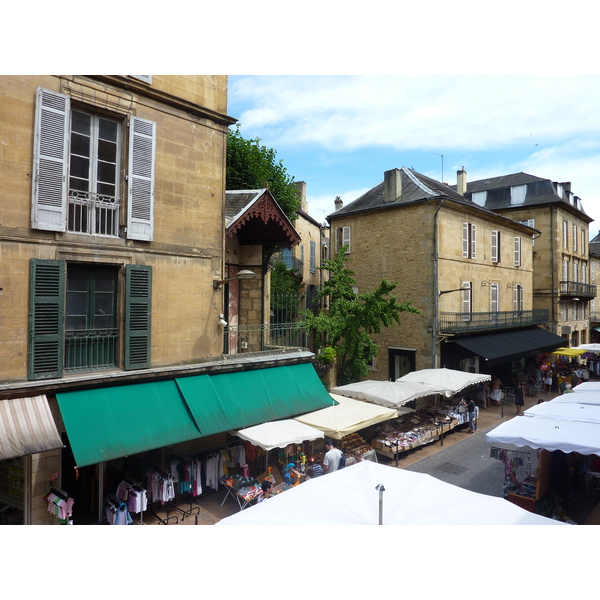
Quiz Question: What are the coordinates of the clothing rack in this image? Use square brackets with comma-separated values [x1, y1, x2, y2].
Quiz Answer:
[166, 450, 201, 521]
[146, 465, 178, 525]
[101, 492, 133, 525]
[121, 476, 146, 525]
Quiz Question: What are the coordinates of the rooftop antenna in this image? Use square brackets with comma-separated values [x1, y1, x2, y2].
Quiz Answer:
[433, 153, 444, 183]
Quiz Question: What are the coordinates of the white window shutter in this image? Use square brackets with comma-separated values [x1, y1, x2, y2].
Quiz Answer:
[461, 282, 472, 321]
[462, 223, 469, 257]
[471, 224, 476, 259]
[31, 88, 70, 232]
[491, 230, 499, 263]
[127, 116, 156, 241]
[342, 226, 351, 252]
[514, 236, 521, 266]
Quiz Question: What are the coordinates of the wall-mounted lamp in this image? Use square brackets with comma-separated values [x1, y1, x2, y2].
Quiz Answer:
[438, 288, 466, 296]
[212, 269, 256, 289]
[218, 314, 228, 327]
[481, 280, 493, 287]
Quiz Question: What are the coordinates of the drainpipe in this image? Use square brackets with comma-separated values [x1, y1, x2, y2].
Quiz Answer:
[550, 206, 556, 331]
[432, 199, 444, 368]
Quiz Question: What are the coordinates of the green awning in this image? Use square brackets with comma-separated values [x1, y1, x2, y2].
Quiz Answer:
[176, 363, 334, 436]
[56, 380, 202, 467]
[56, 363, 332, 467]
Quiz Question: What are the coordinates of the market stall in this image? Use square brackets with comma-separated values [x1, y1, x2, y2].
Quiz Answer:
[331, 379, 446, 409]
[572, 382, 600, 393]
[215, 460, 566, 526]
[396, 368, 491, 396]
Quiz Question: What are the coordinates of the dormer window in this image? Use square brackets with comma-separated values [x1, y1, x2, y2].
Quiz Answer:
[510, 185, 527, 205]
[471, 191, 487, 207]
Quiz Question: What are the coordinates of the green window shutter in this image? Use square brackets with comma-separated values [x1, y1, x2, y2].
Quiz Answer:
[124, 264, 152, 370]
[28, 259, 65, 380]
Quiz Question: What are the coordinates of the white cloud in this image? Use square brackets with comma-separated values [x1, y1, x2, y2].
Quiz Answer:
[306, 188, 371, 223]
[231, 75, 600, 152]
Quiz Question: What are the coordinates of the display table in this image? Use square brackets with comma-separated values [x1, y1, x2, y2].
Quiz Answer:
[220, 468, 283, 511]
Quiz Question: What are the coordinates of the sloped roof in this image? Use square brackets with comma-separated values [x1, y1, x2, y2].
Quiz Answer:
[458, 172, 591, 220]
[328, 167, 478, 219]
[225, 189, 300, 246]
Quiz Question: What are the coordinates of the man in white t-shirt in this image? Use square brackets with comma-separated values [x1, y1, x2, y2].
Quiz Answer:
[323, 440, 342, 473]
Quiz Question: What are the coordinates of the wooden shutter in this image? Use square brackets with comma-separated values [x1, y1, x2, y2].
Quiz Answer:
[124, 264, 152, 370]
[28, 259, 65, 380]
[461, 281, 472, 321]
[310, 241, 316, 273]
[31, 88, 70, 232]
[127, 117, 156, 241]
[462, 223, 469, 257]
[342, 226, 351, 252]
[470, 224, 476, 259]
[514, 236, 521, 266]
[491, 230, 499, 263]
[490, 283, 499, 313]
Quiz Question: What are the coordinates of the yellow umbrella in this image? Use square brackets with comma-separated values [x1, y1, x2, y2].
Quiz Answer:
[551, 347, 588, 357]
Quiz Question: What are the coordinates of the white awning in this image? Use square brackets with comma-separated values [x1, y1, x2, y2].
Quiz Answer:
[294, 394, 398, 439]
[331, 379, 444, 408]
[0, 395, 63, 460]
[233, 419, 324, 451]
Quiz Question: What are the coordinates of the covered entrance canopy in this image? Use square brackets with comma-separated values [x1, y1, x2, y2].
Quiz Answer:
[216, 460, 564, 526]
[56, 362, 333, 467]
[551, 347, 587, 357]
[0, 395, 63, 461]
[331, 380, 445, 409]
[451, 328, 565, 365]
[294, 393, 398, 439]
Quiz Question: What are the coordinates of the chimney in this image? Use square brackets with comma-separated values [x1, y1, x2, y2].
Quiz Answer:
[457, 166, 467, 196]
[295, 181, 308, 213]
[560, 182, 571, 193]
[384, 168, 402, 203]
[334, 195, 343, 211]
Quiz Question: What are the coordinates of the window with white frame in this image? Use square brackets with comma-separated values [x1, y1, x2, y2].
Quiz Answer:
[561, 302, 568, 321]
[490, 283, 500, 316]
[513, 284, 524, 313]
[582, 263, 587, 284]
[462, 222, 476, 259]
[31, 88, 156, 241]
[582, 230, 586, 255]
[573, 301, 579, 321]
[513, 236, 522, 267]
[510, 185, 527, 205]
[462, 281, 472, 321]
[563, 259, 569, 282]
[563, 220, 569, 248]
[519, 219, 535, 246]
[573, 224, 578, 253]
[336, 226, 351, 253]
[573, 261, 579, 283]
[472, 191, 487, 207]
[491, 230, 501, 263]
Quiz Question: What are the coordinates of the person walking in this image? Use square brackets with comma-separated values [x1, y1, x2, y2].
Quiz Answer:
[490, 375, 503, 406]
[515, 381, 525, 415]
[543, 367, 553, 394]
[467, 396, 476, 433]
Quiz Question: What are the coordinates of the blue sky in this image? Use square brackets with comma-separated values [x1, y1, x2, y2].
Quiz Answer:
[227, 75, 600, 234]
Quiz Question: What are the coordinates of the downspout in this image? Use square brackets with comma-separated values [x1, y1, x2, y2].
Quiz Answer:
[432, 199, 444, 368]
[550, 206, 556, 331]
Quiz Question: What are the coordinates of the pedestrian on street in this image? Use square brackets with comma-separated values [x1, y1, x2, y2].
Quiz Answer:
[461, 397, 476, 433]
[322, 439, 342, 473]
[490, 375, 503, 406]
[543, 367, 553, 394]
[515, 381, 525, 415]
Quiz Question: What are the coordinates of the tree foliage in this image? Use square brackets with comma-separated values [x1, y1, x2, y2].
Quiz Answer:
[306, 247, 420, 385]
[226, 124, 300, 220]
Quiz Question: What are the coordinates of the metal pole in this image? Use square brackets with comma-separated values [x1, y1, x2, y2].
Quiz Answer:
[376, 484, 385, 525]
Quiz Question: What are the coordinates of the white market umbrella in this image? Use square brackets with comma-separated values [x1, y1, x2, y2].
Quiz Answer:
[524, 400, 600, 424]
[573, 343, 600, 353]
[331, 379, 446, 409]
[549, 391, 600, 406]
[233, 419, 324, 451]
[572, 382, 600, 393]
[397, 368, 491, 397]
[294, 393, 398, 440]
[215, 460, 564, 526]
[486, 415, 600, 455]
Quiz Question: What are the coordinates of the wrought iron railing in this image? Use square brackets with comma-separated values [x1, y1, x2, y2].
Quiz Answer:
[438, 309, 549, 333]
[64, 328, 119, 372]
[223, 323, 307, 355]
[68, 190, 120, 236]
[559, 281, 597, 298]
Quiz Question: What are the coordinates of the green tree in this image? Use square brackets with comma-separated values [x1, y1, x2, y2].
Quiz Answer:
[306, 247, 420, 385]
[226, 124, 300, 220]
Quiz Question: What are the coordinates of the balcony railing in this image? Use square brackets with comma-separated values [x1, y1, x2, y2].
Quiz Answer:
[64, 328, 119, 372]
[439, 309, 549, 334]
[68, 190, 120, 236]
[559, 281, 597, 298]
[223, 322, 307, 355]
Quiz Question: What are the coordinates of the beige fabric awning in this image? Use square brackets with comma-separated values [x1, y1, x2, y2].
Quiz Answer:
[0, 395, 63, 461]
[294, 394, 398, 440]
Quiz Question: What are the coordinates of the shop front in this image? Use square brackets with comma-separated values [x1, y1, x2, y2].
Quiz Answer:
[19, 362, 335, 525]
